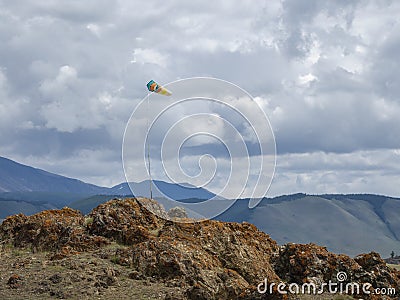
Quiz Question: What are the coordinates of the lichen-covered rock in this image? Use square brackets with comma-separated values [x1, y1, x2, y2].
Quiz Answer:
[168, 206, 188, 219]
[354, 252, 400, 289]
[86, 198, 165, 245]
[108, 214, 283, 299]
[159, 220, 280, 284]
[114, 236, 283, 299]
[272, 243, 400, 299]
[273, 243, 361, 284]
[7, 274, 23, 289]
[0, 207, 109, 253]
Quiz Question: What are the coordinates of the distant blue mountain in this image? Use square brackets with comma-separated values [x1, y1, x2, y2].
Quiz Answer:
[0, 156, 107, 194]
[0, 156, 216, 207]
[110, 180, 216, 200]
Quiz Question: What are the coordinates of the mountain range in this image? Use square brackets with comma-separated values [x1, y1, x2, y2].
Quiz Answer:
[0, 156, 399, 257]
[217, 194, 400, 257]
[0, 156, 105, 194]
[0, 156, 216, 215]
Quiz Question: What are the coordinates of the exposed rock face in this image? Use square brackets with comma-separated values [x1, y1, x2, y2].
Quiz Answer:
[167, 206, 188, 219]
[87, 198, 164, 245]
[354, 252, 400, 290]
[273, 243, 361, 284]
[0, 207, 109, 258]
[111, 220, 282, 299]
[1, 198, 399, 299]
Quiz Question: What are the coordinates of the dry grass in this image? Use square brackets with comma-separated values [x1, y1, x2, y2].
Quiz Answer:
[388, 263, 400, 271]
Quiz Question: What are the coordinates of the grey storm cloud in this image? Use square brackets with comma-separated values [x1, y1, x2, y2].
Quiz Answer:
[0, 0, 399, 197]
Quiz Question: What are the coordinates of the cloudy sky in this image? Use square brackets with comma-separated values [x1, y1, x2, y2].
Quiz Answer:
[1, 0, 399, 198]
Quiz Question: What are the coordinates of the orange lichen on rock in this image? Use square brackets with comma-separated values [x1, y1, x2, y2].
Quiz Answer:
[0, 207, 109, 253]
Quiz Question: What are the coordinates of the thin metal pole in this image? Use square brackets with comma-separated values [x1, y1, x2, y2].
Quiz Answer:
[146, 94, 153, 199]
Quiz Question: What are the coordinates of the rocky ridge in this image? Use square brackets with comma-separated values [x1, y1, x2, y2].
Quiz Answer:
[0, 198, 399, 299]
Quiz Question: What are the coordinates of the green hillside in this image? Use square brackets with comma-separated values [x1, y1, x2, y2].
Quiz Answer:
[0, 198, 57, 219]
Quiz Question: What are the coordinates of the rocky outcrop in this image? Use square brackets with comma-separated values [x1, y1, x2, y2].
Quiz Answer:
[1, 198, 399, 299]
[272, 243, 400, 298]
[0, 207, 109, 258]
[86, 198, 164, 245]
[273, 243, 361, 284]
[354, 252, 400, 289]
[85, 198, 282, 299]
[167, 206, 188, 219]
[108, 220, 282, 299]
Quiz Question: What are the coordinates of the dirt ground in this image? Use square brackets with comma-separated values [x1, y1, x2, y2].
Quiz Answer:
[0, 243, 185, 300]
